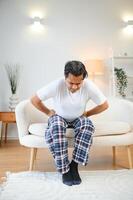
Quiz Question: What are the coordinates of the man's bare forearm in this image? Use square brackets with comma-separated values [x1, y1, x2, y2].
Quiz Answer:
[84, 101, 109, 117]
[30, 95, 55, 116]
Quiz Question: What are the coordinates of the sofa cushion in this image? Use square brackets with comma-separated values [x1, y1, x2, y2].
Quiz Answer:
[28, 121, 131, 138]
[93, 121, 131, 137]
[28, 123, 75, 138]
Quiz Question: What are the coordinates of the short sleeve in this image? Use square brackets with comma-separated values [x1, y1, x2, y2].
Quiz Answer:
[85, 79, 107, 105]
[36, 79, 60, 101]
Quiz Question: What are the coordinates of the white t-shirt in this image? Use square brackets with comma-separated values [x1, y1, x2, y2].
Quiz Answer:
[37, 77, 107, 121]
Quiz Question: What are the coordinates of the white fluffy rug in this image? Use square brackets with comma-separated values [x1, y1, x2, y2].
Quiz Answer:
[0, 170, 133, 200]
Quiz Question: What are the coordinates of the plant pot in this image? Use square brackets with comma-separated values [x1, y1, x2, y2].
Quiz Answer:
[9, 94, 19, 111]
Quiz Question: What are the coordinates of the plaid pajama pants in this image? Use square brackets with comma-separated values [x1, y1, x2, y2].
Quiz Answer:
[45, 114, 95, 174]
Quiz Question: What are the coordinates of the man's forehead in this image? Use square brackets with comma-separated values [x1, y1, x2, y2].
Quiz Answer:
[66, 74, 83, 82]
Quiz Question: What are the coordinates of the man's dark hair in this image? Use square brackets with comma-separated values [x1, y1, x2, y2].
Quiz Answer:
[64, 60, 88, 79]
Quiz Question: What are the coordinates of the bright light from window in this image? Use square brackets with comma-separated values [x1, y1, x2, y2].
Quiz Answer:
[30, 11, 43, 19]
[122, 15, 133, 35]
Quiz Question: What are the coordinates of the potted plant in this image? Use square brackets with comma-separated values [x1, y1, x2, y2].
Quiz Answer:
[5, 63, 20, 111]
[114, 67, 128, 98]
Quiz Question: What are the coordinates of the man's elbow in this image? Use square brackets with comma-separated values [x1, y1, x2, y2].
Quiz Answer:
[99, 100, 109, 112]
[103, 100, 109, 110]
[30, 95, 41, 106]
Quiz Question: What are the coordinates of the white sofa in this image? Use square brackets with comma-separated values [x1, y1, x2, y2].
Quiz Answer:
[15, 97, 133, 170]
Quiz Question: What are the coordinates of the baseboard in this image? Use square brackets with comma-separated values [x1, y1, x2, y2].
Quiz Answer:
[7, 136, 19, 140]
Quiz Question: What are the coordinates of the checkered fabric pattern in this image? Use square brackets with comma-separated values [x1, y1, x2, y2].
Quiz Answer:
[45, 114, 95, 174]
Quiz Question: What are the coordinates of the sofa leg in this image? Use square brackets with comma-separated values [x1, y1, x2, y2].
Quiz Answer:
[112, 146, 116, 167]
[34, 148, 38, 160]
[29, 148, 37, 171]
[127, 145, 132, 169]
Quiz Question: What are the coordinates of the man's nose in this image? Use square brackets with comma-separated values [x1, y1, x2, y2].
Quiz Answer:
[72, 84, 78, 89]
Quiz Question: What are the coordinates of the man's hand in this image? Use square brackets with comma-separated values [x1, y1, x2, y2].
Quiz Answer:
[82, 111, 88, 117]
[47, 109, 56, 117]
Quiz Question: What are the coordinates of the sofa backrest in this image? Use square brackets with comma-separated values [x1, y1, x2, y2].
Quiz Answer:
[25, 100, 49, 124]
[88, 98, 133, 126]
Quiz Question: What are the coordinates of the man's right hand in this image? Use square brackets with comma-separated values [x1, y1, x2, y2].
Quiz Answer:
[48, 109, 56, 117]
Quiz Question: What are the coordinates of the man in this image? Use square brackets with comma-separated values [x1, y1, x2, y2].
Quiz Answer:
[31, 60, 109, 186]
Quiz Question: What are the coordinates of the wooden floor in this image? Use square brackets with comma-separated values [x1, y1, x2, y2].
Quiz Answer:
[0, 140, 133, 183]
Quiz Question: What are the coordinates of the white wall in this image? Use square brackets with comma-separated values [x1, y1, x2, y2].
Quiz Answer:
[0, 0, 133, 138]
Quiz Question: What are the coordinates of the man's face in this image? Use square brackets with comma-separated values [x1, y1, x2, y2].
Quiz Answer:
[65, 73, 84, 93]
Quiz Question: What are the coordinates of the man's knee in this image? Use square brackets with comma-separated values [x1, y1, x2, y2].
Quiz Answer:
[48, 114, 67, 129]
[78, 116, 95, 132]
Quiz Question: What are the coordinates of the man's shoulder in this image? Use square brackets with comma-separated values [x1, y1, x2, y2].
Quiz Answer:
[36, 77, 65, 98]
[83, 78, 99, 92]
[83, 78, 94, 88]
[54, 77, 65, 86]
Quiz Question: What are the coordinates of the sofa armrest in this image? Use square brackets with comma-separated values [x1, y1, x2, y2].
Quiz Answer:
[15, 100, 30, 142]
[125, 100, 133, 128]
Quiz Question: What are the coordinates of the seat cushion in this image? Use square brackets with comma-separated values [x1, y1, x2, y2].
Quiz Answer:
[28, 121, 131, 138]
[28, 123, 74, 138]
[93, 121, 131, 137]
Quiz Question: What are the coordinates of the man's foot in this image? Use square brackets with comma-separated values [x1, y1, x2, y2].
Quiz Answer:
[70, 160, 82, 185]
[62, 170, 73, 186]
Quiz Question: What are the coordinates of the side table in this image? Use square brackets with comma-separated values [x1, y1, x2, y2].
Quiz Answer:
[0, 112, 16, 144]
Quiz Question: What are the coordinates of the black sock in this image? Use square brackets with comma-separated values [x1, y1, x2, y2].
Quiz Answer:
[71, 160, 78, 168]
[70, 160, 82, 185]
[62, 170, 73, 186]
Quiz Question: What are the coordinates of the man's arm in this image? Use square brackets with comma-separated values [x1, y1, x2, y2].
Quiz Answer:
[83, 100, 109, 117]
[31, 95, 56, 117]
